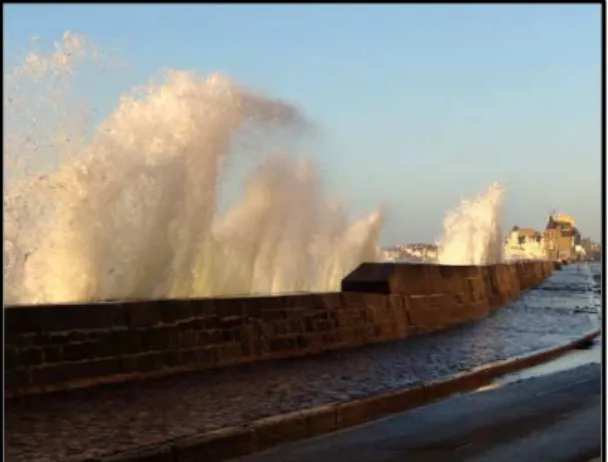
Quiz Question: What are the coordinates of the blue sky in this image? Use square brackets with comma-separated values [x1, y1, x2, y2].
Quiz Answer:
[4, 4, 602, 243]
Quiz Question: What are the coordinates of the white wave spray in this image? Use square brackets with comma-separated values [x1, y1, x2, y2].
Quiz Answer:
[437, 182, 505, 265]
[4, 32, 385, 305]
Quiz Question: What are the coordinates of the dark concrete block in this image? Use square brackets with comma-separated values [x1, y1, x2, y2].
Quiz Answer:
[341, 262, 394, 294]
[342, 262, 481, 296]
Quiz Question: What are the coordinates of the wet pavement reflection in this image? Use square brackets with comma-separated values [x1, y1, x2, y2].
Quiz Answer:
[5, 263, 602, 462]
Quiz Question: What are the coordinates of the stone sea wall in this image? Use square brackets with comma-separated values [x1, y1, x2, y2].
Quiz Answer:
[5, 261, 556, 398]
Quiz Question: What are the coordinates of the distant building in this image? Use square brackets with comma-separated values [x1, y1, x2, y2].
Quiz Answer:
[543, 213, 581, 261]
[381, 247, 402, 261]
[504, 212, 582, 262]
[503, 226, 546, 260]
[380, 243, 438, 262]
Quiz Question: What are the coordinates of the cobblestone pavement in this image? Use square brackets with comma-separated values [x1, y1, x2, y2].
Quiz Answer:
[6, 264, 601, 462]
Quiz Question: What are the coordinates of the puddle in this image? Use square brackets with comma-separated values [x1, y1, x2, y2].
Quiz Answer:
[498, 336, 601, 385]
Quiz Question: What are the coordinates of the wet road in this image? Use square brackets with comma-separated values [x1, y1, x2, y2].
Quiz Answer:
[5, 263, 601, 462]
[231, 363, 601, 462]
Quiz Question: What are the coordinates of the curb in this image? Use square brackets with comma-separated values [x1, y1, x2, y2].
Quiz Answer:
[86, 328, 600, 462]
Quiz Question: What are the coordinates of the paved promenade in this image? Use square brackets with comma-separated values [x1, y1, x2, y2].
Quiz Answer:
[5, 264, 601, 462]
[232, 363, 601, 462]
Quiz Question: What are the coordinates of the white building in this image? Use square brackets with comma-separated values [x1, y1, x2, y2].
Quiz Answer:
[503, 227, 546, 260]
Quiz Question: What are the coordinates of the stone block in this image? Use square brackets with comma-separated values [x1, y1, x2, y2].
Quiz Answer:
[76, 357, 122, 380]
[339, 292, 366, 310]
[212, 297, 246, 318]
[62, 341, 105, 362]
[310, 293, 341, 310]
[286, 317, 305, 334]
[162, 350, 180, 368]
[390, 264, 436, 294]
[407, 306, 444, 328]
[125, 303, 161, 328]
[334, 310, 357, 328]
[110, 329, 144, 355]
[198, 346, 221, 365]
[303, 405, 337, 436]
[5, 368, 31, 393]
[218, 343, 243, 363]
[242, 295, 284, 318]
[149, 327, 180, 350]
[220, 316, 245, 330]
[190, 298, 217, 318]
[157, 299, 194, 324]
[5, 346, 19, 370]
[428, 294, 451, 309]
[135, 352, 165, 373]
[259, 308, 289, 321]
[31, 358, 120, 386]
[408, 295, 432, 311]
[268, 336, 297, 353]
[179, 330, 198, 349]
[18, 347, 44, 366]
[284, 294, 314, 308]
[178, 348, 199, 366]
[6, 303, 127, 334]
